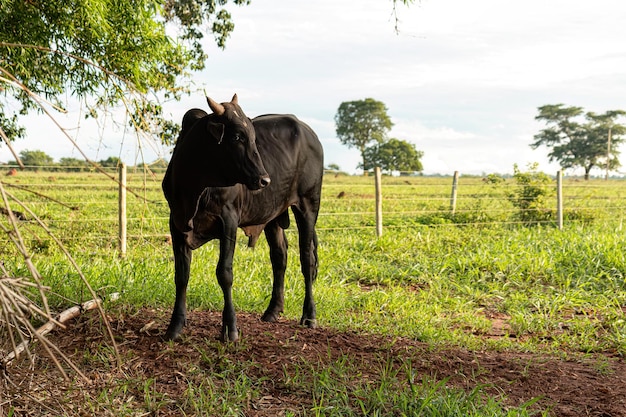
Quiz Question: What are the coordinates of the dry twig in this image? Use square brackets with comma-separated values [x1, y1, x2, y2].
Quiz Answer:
[0, 182, 121, 380]
[2, 292, 120, 366]
[1, 186, 121, 369]
[0, 42, 158, 383]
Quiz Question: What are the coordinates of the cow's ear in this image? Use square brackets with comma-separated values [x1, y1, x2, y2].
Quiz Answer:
[207, 121, 225, 144]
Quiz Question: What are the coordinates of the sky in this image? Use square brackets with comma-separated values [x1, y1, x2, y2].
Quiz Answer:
[3, 0, 626, 176]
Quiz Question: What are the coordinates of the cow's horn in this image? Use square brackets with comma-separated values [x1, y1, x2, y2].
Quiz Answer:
[206, 96, 225, 116]
[231, 93, 238, 105]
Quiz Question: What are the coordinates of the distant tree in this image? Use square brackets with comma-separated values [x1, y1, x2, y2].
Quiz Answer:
[335, 98, 393, 171]
[59, 157, 90, 172]
[99, 157, 122, 168]
[326, 163, 341, 171]
[483, 173, 505, 185]
[361, 138, 424, 174]
[532, 104, 626, 180]
[13, 150, 54, 169]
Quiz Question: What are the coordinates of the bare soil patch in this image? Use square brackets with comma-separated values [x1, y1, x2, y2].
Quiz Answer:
[3, 308, 625, 416]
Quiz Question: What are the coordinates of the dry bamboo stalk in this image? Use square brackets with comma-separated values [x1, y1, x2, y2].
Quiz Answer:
[4, 183, 79, 211]
[3, 188, 121, 367]
[0, 66, 117, 182]
[0, 56, 147, 374]
[0, 183, 51, 317]
[0, 126, 24, 169]
[2, 293, 120, 366]
[7, 308, 70, 380]
[0, 278, 63, 329]
[0, 67, 158, 203]
[0, 288, 20, 364]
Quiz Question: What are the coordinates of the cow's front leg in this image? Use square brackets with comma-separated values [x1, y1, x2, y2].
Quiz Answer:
[217, 218, 239, 342]
[261, 219, 287, 322]
[165, 220, 192, 340]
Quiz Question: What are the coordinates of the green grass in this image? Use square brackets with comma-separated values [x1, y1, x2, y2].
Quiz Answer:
[2, 170, 626, 415]
[284, 355, 544, 417]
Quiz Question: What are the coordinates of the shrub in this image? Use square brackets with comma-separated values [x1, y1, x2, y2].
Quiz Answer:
[508, 163, 555, 225]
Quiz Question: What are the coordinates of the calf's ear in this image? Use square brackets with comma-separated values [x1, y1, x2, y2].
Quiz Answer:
[207, 121, 225, 144]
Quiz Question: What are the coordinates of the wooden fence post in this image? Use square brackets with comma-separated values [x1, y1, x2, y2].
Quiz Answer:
[374, 167, 383, 237]
[118, 163, 127, 257]
[450, 171, 459, 214]
[606, 127, 612, 181]
[556, 170, 563, 230]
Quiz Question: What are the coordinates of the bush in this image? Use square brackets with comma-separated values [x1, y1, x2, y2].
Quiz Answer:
[508, 163, 555, 225]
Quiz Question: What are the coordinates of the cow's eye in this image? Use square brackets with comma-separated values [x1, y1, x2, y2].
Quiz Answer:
[234, 134, 242, 142]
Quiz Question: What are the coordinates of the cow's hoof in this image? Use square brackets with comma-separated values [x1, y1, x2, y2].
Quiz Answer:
[163, 329, 182, 341]
[163, 319, 186, 340]
[300, 317, 317, 328]
[164, 313, 187, 341]
[220, 326, 239, 343]
[164, 324, 185, 341]
[261, 309, 281, 323]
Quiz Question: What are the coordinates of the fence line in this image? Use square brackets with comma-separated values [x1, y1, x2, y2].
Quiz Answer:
[3, 167, 625, 251]
[25, 204, 626, 224]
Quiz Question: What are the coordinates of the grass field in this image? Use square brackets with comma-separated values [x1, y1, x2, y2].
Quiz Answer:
[1, 169, 626, 415]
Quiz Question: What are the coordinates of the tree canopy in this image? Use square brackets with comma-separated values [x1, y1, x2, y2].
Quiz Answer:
[0, 0, 250, 152]
[334, 98, 393, 170]
[361, 138, 423, 174]
[532, 104, 626, 179]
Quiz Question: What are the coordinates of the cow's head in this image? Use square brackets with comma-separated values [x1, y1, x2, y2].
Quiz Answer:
[206, 94, 271, 190]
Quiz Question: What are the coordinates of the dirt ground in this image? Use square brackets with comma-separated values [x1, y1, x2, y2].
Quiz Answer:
[3, 308, 626, 416]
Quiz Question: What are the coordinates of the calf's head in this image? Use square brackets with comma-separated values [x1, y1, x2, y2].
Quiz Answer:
[206, 94, 271, 190]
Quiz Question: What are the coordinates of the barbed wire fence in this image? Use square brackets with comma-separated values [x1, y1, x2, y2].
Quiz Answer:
[2, 165, 625, 256]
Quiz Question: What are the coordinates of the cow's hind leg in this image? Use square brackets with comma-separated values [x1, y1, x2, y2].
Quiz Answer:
[261, 218, 288, 322]
[217, 216, 239, 342]
[292, 204, 319, 328]
[165, 218, 192, 340]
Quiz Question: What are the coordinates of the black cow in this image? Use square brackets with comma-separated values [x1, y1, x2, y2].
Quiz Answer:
[162, 94, 324, 342]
